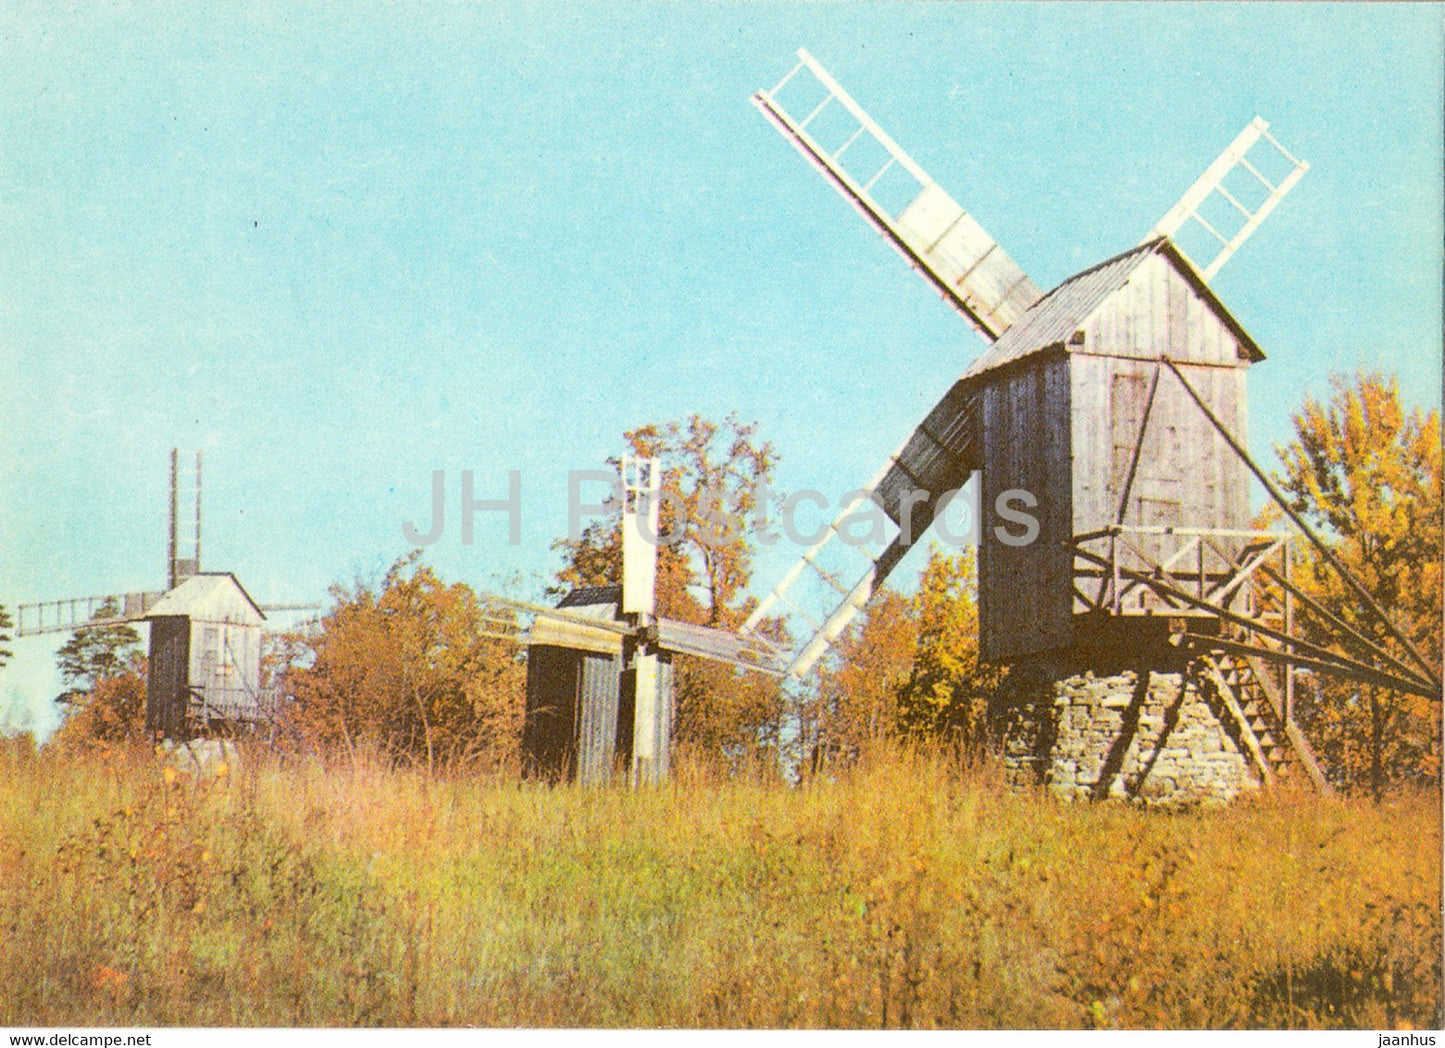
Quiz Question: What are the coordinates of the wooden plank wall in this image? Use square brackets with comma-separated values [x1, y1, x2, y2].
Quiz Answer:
[1070, 252, 1253, 612]
[1076, 253, 1243, 367]
[523, 646, 583, 781]
[189, 620, 264, 721]
[145, 617, 190, 738]
[978, 354, 1075, 662]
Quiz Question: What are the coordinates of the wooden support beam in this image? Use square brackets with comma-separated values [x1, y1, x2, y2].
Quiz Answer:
[1178, 631, 1436, 702]
[1114, 362, 1163, 526]
[1163, 358, 1441, 692]
[1257, 562, 1428, 692]
[1199, 659, 1274, 786]
[1072, 546, 1438, 697]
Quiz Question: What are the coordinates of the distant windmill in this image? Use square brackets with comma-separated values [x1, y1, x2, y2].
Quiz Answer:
[15, 450, 318, 740]
[738, 50, 1439, 799]
[492, 456, 786, 785]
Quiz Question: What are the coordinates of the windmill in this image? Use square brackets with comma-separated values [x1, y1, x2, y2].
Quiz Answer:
[499, 456, 786, 785]
[739, 49, 1440, 800]
[15, 450, 316, 740]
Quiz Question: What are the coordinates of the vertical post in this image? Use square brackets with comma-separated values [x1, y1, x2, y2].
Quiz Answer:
[194, 450, 202, 571]
[1109, 531, 1120, 613]
[1283, 542, 1294, 724]
[168, 448, 179, 590]
[621, 456, 660, 617]
[1197, 539, 1205, 601]
[631, 649, 661, 786]
[620, 455, 665, 785]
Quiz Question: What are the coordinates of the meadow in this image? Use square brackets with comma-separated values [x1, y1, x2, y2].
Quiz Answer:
[0, 739, 1439, 1029]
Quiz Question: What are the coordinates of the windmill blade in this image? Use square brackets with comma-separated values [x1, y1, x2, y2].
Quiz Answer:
[754, 49, 1042, 341]
[14, 591, 164, 637]
[654, 618, 788, 677]
[1147, 117, 1308, 280]
[742, 381, 981, 681]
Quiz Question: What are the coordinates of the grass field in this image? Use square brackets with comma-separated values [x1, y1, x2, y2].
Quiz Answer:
[0, 739, 1439, 1029]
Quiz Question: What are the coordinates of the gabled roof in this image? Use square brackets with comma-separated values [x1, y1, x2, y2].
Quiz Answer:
[145, 572, 266, 622]
[557, 584, 622, 613]
[959, 237, 1264, 384]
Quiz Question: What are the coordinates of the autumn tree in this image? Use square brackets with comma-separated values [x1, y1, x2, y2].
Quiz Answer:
[283, 552, 525, 774]
[811, 546, 1003, 766]
[552, 413, 788, 760]
[812, 588, 917, 759]
[49, 599, 148, 751]
[1274, 371, 1442, 796]
[897, 547, 1004, 751]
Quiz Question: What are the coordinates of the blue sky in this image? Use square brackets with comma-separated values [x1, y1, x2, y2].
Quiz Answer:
[2, 2, 1441, 737]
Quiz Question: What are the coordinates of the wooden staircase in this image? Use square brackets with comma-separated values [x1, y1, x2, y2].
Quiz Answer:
[1199, 652, 1332, 793]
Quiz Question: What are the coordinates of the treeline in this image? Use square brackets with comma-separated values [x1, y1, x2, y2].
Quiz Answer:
[24, 372, 1444, 795]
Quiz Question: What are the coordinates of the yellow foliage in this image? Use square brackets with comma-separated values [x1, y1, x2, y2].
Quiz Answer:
[814, 547, 1004, 762]
[1274, 371, 1442, 794]
[283, 553, 525, 774]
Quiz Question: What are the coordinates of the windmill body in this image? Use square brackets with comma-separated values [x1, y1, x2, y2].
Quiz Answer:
[523, 584, 677, 786]
[963, 237, 1259, 663]
[145, 572, 267, 738]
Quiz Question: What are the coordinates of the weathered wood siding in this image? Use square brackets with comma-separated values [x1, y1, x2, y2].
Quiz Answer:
[1070, 358, 1249, 533]
[1069, 252, 1252, 613]
[1072, 252, 1249, 366]
[978, 353, 1075, 662]
[146, 617, 190, 739]
[189, 618, 263, 721]
[575, 651, 623, 785]
[523, 646, 637, 785]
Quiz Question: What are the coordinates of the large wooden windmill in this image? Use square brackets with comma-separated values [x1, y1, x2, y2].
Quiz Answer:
[15, 450, 311, 740]
[739, 50, 1439, 800]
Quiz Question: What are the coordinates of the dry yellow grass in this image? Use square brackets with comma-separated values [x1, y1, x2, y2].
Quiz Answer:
[0, 737, 1438, 1028]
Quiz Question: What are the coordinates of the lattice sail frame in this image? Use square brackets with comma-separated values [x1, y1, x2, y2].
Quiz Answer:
[753, 49, 1042, 340]
[1147, 117, 1309, 280]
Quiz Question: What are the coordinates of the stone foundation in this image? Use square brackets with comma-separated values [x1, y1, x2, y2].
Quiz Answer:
[993, 659, 1260, 805]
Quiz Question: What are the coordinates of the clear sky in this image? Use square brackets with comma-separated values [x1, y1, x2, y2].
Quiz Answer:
[2, 2, 1441, 738]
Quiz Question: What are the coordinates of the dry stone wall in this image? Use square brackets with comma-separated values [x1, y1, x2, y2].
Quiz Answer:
[993, 659, 1260, 805]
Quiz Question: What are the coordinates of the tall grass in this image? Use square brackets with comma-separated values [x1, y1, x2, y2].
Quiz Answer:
[0, 737, 1438, 1028]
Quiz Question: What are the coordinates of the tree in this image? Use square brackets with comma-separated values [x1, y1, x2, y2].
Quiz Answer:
[896, 547, 1003, 751]
[1274, 371, 1442, 796]
[811, 547, 1003, 766]
[553, 413, 778, 623]
[48, 673, 148, 752]
[552, 413, 789, 761]
[49, 600, 147, 751]
[813, 587, 918, 759]
[55, 599, 142, 702]
[283, 553, 525, 774]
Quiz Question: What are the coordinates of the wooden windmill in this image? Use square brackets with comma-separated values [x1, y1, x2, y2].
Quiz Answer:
[514, 456, 786, 785]
[739, 50, 1440, 799]
[15, 450, 313, 740]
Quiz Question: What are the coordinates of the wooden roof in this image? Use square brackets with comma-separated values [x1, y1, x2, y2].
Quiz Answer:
[960, 237, 1265, 385]
[145, 572, 266, 624]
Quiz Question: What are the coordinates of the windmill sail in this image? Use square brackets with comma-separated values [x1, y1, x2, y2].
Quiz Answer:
[754, 49, 1042, 341]
[1148, 117, 1308, 280]
[742, 382, 981, 681]
[15, 591, 165, 637]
